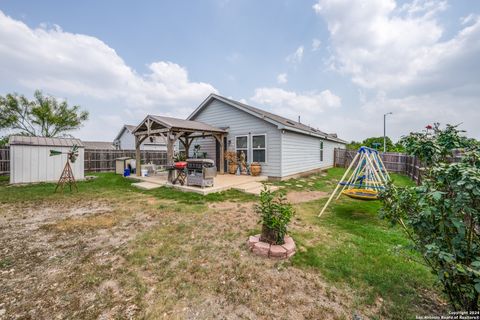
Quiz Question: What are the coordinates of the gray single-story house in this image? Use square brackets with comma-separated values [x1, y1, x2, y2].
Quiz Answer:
[184, 93, 346, 180]
[113, 124, 167, 151]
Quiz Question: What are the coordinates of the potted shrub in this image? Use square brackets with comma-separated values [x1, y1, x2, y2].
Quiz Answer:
[250, 162, 262, 176]
[256, 186, 294, 245]
[225, 150, 237, 174]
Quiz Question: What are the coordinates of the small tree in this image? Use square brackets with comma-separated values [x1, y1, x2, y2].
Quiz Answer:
[0, 90, 89, 137]
[256, 186, 294, 245]
[380, 123, 480, 310]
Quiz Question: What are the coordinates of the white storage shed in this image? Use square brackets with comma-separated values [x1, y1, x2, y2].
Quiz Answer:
[9, 136, 85, 184]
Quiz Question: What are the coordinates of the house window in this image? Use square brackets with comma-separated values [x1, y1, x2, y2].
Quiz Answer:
[320, 141, 324, 162]
[252, 134, 266, 163]
[235, 136, 248, 162]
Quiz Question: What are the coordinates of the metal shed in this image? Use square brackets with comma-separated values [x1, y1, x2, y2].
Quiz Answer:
[9, 136, 85, 184]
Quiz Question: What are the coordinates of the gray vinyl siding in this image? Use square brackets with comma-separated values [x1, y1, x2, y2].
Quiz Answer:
[187, 136, 216, 160]
[190, 99, 282, 177]
[116, 128, 167, 151]
[281, 130, 344, 177]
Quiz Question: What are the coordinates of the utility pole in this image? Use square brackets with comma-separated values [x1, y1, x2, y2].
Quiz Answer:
[383, 112, 393, 153]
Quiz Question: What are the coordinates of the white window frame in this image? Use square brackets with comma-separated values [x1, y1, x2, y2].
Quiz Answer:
[320, 140, 324, 162]
[235, 135, 249, 162]
[251, 133, 267, 163]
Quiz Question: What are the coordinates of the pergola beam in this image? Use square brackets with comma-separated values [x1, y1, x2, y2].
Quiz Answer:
[133, 116, 227, 181]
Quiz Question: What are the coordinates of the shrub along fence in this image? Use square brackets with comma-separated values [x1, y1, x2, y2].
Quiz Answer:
[0, 147, 167, 175]
[334, 148, 462, 184]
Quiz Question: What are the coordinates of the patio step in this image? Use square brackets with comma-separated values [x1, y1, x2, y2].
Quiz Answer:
[234, 182, 279, 195]
[131, 182, 162, 190]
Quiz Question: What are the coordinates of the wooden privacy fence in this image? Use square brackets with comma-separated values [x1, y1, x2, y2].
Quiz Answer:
[334, 148, 463, 184]
[84, 149, 167, 172]
[334, 148, 425, 184]
[0, 148, 9, 176]
[0, 147, 167, 175]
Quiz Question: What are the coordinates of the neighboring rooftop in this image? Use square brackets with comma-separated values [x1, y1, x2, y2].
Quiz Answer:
[124, 124, 137, 132]
[114, 124, 167, 144]
[83, 141, 115, 150]
[8, 135, 84, 147]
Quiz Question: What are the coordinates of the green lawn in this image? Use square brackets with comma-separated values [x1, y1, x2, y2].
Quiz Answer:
[271, 169, 444, 318]
[0, 169, 445, 318]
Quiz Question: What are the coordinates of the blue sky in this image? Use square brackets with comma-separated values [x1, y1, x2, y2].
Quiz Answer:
[0, 0, 479, 142]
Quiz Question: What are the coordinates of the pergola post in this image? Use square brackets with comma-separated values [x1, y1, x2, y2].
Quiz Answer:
[214, 134, 225, 174]
[132, 115, 226, 182]
[166, 131, 175, 183]
[135, 135, 141, 176]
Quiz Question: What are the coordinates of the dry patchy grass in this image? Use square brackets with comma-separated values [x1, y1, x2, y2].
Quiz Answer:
[0, 171, 446, 319]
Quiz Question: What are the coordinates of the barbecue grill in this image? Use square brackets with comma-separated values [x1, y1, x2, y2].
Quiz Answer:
[186, 159, 216, 188]
[166, 161, 187, 185]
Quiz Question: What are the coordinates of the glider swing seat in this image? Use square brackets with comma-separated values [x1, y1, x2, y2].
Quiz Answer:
[319, 146, 390, 217]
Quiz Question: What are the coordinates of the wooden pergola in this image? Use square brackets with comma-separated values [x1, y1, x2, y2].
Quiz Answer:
[132, 115, 227, 182]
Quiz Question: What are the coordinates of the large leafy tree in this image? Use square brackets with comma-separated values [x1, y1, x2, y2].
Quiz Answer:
[380, 123, 480, 310]
[0, 90, 89, 138]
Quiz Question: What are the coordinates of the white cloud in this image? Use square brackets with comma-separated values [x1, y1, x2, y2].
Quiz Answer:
[286, 46, 304, 64]
[276, 73, 288, 84]
[312, 38, 322, 51]
[0, 11, 217, 139]
[311, 0, 480, 140]
[312, 0, 480, 93]
[250, 87, 341, 128]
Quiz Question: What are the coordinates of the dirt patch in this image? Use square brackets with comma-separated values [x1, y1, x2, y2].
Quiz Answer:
[0, 197, 160, 319]
[286, 190, 329, 203]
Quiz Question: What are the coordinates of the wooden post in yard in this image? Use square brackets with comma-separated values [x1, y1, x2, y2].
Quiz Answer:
[166, 132, 174, 183]
[218, 134, 225, 174]
[135, 135, 141, 176]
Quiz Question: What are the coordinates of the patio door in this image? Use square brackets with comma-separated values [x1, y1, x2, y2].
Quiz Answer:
[215, 136, 227, 172]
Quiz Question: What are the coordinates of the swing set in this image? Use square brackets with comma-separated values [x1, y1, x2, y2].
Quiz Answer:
[318, 146, 390, 217]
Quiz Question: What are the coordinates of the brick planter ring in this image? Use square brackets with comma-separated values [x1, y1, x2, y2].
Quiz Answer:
[247, 234, 296, 259]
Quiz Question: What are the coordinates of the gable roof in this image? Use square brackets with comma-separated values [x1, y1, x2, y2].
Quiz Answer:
[114, 125, 132, 142]
[9, 135, 84, 147]
[114, 124, 167, 144]
[124, 124, 137, 132]
[188, 93, 346, 144]
[133, 115, 226, 134]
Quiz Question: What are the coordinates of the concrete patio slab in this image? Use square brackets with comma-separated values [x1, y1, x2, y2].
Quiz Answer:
[127, 173, 268, 195]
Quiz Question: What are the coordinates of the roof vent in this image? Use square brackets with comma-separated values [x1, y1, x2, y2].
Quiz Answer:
[286, 120, 296, 126]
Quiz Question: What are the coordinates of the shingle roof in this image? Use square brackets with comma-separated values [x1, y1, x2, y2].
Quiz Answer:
[124, 125, 136, 132]
[220, 95, 329, 135]
[137, 115, 226, 133]
[83, 141, 115, 150]
[189, 94, 347, 144]
[9, 135, 84, 147]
